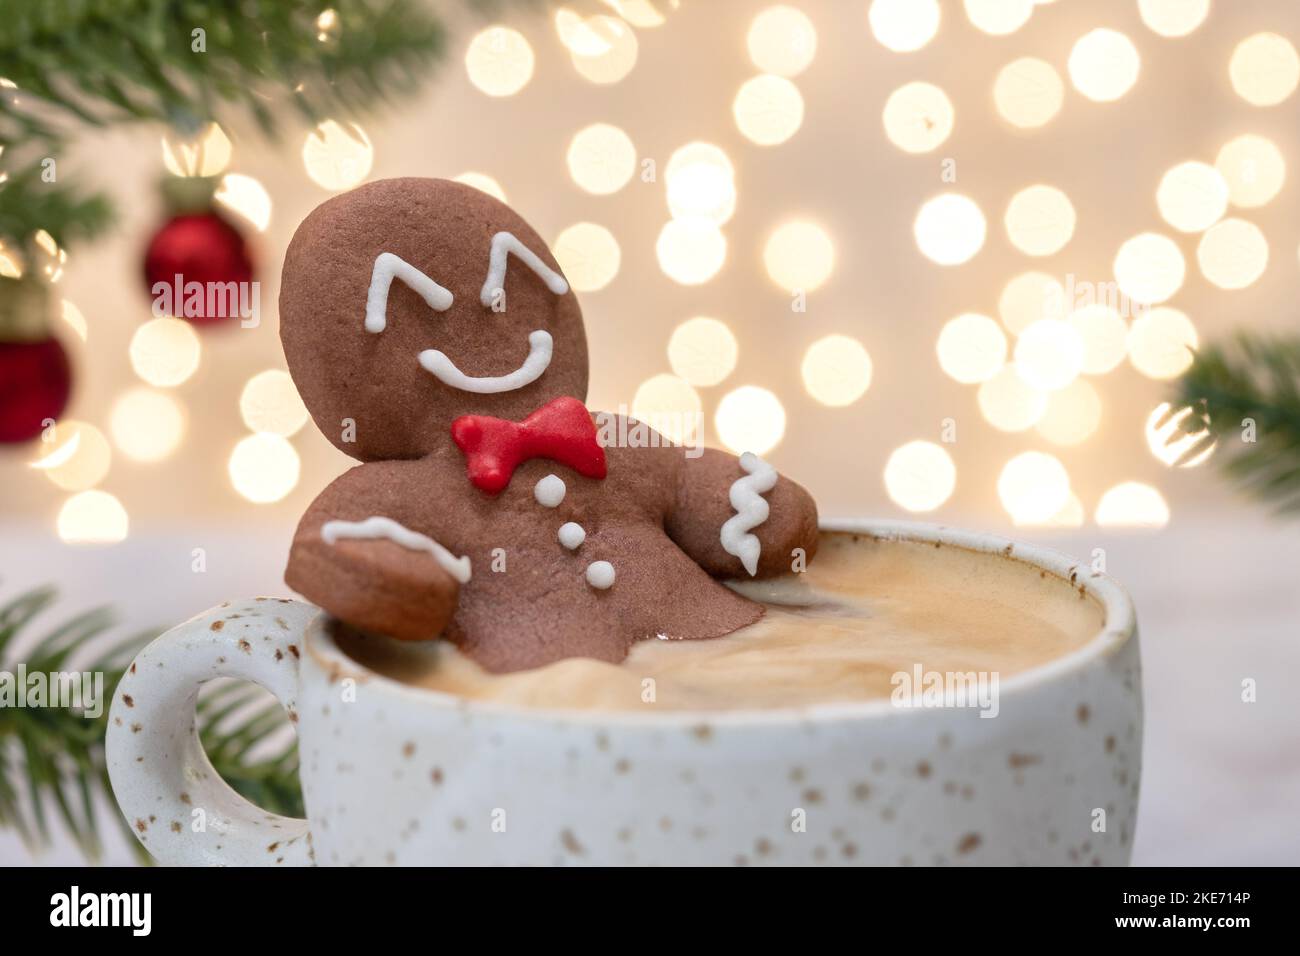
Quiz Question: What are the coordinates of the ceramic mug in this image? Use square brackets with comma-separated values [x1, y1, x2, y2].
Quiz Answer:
[105, 519, 1142, 866]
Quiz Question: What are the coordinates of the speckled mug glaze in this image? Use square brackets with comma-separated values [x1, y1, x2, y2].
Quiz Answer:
[105, 519, 1141, 866]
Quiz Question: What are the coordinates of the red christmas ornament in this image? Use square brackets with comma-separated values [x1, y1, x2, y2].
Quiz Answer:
[0, 336, 72, 444]
[142, 211, 254, 325]
[451, 396, 607, 494]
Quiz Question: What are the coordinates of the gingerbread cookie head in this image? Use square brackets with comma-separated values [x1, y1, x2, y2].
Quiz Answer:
[279, 178, 589, 461]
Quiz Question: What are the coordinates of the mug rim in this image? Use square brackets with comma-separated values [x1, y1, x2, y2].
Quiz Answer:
[304, 517, 1138, 727]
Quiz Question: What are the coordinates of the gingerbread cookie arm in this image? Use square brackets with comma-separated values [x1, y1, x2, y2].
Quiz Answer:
[663, 448, 819, 579]
[285, 462, 469, 641]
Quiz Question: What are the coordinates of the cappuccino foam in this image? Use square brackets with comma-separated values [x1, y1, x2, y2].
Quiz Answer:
[333, 531, 1103, 711]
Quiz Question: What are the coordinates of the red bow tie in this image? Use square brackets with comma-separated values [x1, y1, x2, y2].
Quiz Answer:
[450, 396, 607, 495]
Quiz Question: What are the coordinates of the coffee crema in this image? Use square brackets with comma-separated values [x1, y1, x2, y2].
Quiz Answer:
[332, 531, 1104, 711]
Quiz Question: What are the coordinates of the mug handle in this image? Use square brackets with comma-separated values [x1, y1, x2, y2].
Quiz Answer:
[105, 599, 317, 866]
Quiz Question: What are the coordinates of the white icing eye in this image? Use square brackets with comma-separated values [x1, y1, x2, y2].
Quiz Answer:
[366, 253, 453, 333]
[480, 231, 570, 308]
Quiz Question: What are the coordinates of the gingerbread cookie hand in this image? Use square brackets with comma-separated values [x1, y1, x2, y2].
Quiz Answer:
[665, 448, 819, 579]
[285, 464, 471, 641]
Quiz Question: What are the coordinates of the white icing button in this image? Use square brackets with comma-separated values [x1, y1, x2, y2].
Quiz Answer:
[558, 522, 586, 550]
[534, 474, 566, 508]
[585, 560, 616, 589]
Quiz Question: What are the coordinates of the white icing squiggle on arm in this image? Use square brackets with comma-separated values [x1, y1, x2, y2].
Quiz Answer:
[321, 516, 472, 584]
[479, 231, 569, 307]
[366, 253, 454, 333]
[418, 329, 553, 393]
[720, 452, 778, 577]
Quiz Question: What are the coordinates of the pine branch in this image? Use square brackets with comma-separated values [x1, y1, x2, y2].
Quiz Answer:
[0, 0, 464, 251]
[0, 586, 304, 863]
[1175, 333, 1300, 514]
[0, 0, 448, 135]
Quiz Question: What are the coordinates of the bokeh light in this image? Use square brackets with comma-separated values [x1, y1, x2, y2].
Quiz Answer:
[978, 367, 1047, 432]
[316, 8, 340, 44]
[1035, 379, 1102, 447]
[161, 123, 232, 177]
[1068, 29, 1141, 102]
[1096, 482, 1170, 528]
[1155, 161, 1229, 233]
[993, 57, 1064, 129]
[998, 451, 1071, 525]
[57, 490, 128, 545]
[714, 385, 786, 454]
[554, 222, 622, 291]
[1027, 492, 1085, 529]
[568, 15, 638, 85]
[452, 171, 507, 203]
[465, 25, 535, 96]
[110, 388, 186, 463]
[214, 173, 272, 232]
[1214, 134, 1285, 208]
[747, 5, 817, 77]
[60, 299, 88, 342]
[1138, 0, 1210, 38]
[763, 220, 834, 292]
[666, 142, 737, 225]
[32, 420, 111, 491]
[631, 373, 702, 446]
[1014, 319, 1085, 391]
[884, 441, 956, 512]
[27, 233, 63, 279]
[867, 0, 941, 53]
[936, 313, 1007, 384]
[964, 0, 1034, 36]
[1197, 218, 1269, 289]
[228, 433, 301, 504]
[240, 370, 310, 437]
[1113, 232, 1185, 305]
[914, 193, 986, 265]
[602, 0, 665, 29]
[657, 218, 726, 285]
[0, 240, 22, 277]
[1229, 33, 1299, 107]
[567, 123, 637, 195]
[1128, 307, 1198, 379]
[666, 142, 735, 182]
[555, 8, 602, 53]
[882, 81, 954, 153]
[667, 317, 739, 387]
[30, 230, 66, 283]
[998, 271, 1066, 335]
[302, 120, 373, 191]
[733, 74, 805, 146]
[1066, 304, 1128, 375]
[1004, 184, 1076, 257]
[129, 317, 202, 387]
[801, 335, 873, 407]
[1146, 402, 1216, 468]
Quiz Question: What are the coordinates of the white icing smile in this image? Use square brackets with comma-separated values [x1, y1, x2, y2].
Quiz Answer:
[418, 329, 553, 394]
[366, 234, 567, 395]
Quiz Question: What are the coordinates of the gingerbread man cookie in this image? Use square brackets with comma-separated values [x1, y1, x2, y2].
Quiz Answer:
[280, 178, 819, 673]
